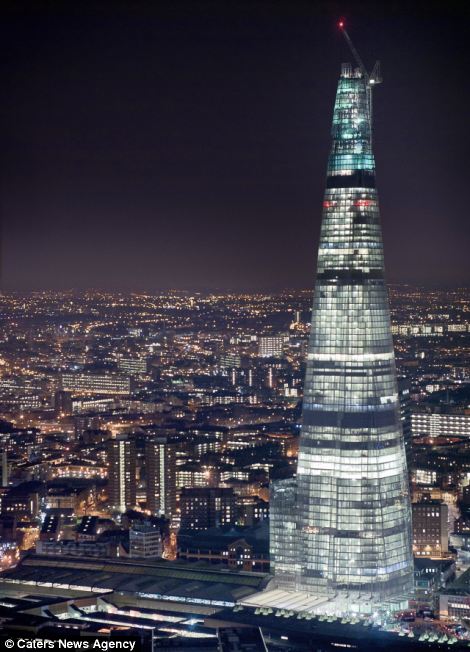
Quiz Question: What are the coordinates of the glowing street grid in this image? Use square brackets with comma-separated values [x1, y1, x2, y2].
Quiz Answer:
[269, 61, 414, 608]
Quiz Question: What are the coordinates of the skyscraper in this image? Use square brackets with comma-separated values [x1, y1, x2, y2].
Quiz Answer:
[270, 42, 413, 609]
[108, 435, 136, 513]
[146, 437, 177, 519]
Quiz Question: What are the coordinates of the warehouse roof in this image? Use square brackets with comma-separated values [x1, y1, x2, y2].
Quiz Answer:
[0, 554, 269, 606]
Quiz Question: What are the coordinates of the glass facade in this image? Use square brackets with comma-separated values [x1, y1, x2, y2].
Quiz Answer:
[271, 63, 414, 601]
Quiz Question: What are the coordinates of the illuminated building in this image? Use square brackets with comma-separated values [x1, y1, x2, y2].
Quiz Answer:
[71, 397, 115, 414]
[146, 437, 177, 518]
[270, 40, 413, 608]
[219, 353, 242, 368]
[258, 336, 284, 358]
[236, 496, 269, 526]
[411, 412, 470, 439]
[412, 500, 448, 557]
[129, 522, 162, 559]
[60, 371, 131, 396]
[108, 435, 136, 513]
[413, 557, 454, 614]
[176, 463, 218, 489]
[0, 393, 41, 410]
[53, 463, 107, 480]
[414, 469, 438, 486]
[117, 356, 148, 376]
[180, 487, 236, 531]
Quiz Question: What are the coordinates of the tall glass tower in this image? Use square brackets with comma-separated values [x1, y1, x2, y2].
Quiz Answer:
[270, 54, 414, 604]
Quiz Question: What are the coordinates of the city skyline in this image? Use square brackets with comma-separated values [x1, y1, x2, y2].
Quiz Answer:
[0, 284, 468, 643]
[0, 4, 469, 648]
[1, 1, 469, 292]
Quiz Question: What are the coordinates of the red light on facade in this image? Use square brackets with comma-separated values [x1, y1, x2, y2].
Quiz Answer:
[338, 21, 344, 29]
[323, 201, 335, 208]
[354, 199, 373, 207]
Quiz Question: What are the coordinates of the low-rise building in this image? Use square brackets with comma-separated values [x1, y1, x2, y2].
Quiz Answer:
[180, 487, 236, 531]
[178, 522, 269, 572]
[129, 523, 162, 559]
[439, 568, 470, 619]
[413, 557, 455, 613]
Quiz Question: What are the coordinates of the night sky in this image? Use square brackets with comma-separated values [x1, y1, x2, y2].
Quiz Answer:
[1, 1, 468, 292]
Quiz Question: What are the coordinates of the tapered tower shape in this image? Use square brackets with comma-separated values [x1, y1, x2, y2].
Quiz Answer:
[270, 54, 414, 606]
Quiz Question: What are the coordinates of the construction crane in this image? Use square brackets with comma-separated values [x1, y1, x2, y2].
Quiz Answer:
[338, 20, 381, 132]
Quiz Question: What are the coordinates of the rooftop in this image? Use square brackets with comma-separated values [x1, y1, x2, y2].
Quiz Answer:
[443, 567, 470, 596]
[0, 554, 269, 607]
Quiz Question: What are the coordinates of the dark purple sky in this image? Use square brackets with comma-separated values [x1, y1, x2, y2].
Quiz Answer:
[1, 1, 468, 291]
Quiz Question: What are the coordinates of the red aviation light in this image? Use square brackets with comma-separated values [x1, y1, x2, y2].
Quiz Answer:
[338, 20, 344, 29]
[354, 199, 374, 207]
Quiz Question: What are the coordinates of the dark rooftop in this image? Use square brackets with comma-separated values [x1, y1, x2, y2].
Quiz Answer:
[0, 554, 269, 606]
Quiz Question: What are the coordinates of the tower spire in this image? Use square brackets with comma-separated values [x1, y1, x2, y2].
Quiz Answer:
[338, 21, 382, 134]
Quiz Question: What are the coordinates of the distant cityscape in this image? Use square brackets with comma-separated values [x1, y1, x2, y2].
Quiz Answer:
[0, 286, 469, 645]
